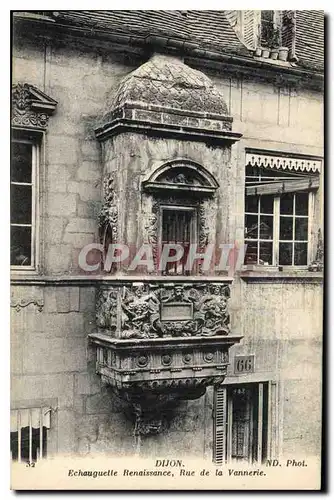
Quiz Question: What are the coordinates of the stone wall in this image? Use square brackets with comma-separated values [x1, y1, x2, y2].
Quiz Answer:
[227, 278, 323, 457]
[11, 283, 209, 457]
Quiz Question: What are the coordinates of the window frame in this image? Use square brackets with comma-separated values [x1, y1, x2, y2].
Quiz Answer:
[10, 136, 40, 273]
[214, 381, 276, 465]
[259, 10, 282, 48]
[245, 191, 315, 268]
[159, 204, 198, 276]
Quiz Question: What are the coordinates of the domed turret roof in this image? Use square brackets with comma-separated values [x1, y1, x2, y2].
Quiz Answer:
[112, 54, 229, 116]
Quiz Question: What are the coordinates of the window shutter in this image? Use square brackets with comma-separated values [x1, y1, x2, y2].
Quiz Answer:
[213, 386, 227, 465]
[243, 10, 258, 49]
[281, 11, 294, 53]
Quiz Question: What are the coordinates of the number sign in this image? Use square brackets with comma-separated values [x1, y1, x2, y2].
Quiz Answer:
[234, 355, 255, 374]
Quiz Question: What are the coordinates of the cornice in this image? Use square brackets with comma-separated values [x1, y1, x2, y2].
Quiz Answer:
[13, 16, 324, 91]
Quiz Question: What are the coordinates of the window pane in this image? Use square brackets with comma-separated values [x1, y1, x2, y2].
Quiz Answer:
[260, 195, 274, 214]
[244, 241, 258, 264]
[279, 216, 293, 240]
[246, 165, 260, 184]
[295, 192, 309, 215]
[280, 193, 294, 215]
[11, 226, 31, 265]
[245, 195, 259, 213]
[245, 214, 258, 239]
[261, 11, 274, 47]
[260, 241, 273, 265]
[294, 243, 307, 265]
[279, 242, 293, 265]
[260, 215, 273, 239]
[11, 184, 32, 224]
[231, 388, 252, 460]
[11, 142, 32, 183]
[295, 218, 308, 241]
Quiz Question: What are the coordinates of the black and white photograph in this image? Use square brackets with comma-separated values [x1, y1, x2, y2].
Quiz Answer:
[9, 8, 324, 491]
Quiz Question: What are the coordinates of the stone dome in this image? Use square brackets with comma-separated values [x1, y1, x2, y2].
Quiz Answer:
[112, 54, 229, 116]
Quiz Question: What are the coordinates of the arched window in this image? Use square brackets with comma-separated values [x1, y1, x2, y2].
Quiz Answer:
[142, 159, 218, 275]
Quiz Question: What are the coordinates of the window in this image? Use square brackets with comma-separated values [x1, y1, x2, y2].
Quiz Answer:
[161, 206, 197, 275]
[11, 138, 39, 269]
[142, 159, 219, 276]
[259, 10, 282, 48]
[244, 160, 320, 267]
[11, 83, 57, 271]
[214, 383, 270, 465]
[10, 407, 51, 463]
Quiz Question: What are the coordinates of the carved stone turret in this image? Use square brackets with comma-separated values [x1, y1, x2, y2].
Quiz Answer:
[89, 53, 243, 435]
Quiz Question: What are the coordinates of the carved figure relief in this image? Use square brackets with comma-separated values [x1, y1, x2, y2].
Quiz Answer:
[96, 289, 118, 329]
[99, 174, 118, 244]
[143, 200, 159, 264]
[121, 284, 160, 338]
[97, 283, 231, 338]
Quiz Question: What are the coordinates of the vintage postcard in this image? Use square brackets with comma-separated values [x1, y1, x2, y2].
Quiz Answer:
[10, 9, 324, 490]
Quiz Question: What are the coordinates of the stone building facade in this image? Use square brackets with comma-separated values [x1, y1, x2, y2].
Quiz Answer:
[11, 10, 323, 464]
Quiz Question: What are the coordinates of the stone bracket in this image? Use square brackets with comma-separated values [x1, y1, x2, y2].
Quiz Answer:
[89, 332, 242, 435]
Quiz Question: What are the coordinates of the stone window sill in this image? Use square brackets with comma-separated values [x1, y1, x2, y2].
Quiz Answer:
[238, 267, 323, 283]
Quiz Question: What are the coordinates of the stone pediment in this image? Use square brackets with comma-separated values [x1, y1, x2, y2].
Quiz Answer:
[12, 83, 58, 130]
[142, 159, 219, 195]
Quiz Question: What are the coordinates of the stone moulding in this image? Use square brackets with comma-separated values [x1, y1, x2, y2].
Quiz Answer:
[10, 286, 44, 312]
[12, 83, 58, 130]
[95, 112, 242, 144]
[89, 333, 242, 391]
[10, 298, 44, 312]
[142, 158, 219, 195]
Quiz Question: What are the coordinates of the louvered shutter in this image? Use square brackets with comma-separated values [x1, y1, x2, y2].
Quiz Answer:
[243, 10, 258, 49]
[213, 386, 227, 465]
[281, 11, 294, 52]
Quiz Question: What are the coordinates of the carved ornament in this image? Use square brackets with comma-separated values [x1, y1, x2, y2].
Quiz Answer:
[10, 298, 44, 312]
[98, 174, 118, 243]
[97, 282, 230, 339]
[12, 83, 57, 130]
